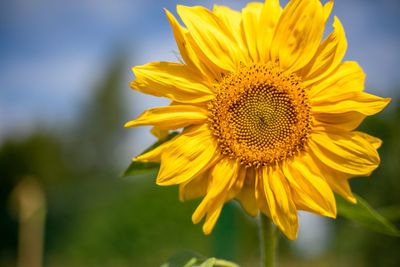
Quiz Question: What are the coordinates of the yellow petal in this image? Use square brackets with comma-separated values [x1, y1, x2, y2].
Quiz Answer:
[283, 152, 336, 218]
[255, 168, 271, 217]
[227, 166, 247, 200]
[270, 0, 324, 72]
[165, 9, 214, 78]
[312, 92, 391, 116]
[157, 124, 220, 186]
[125, 105, 208, 130]
[235, 168, 258, 217]
[179, 171, 209, 201]
[309, 61, 365, 99]
[150, 126, 169, 141]
[213, 5, 247, 60]
[329, 178, 356, 204]
[313, 125, 383, 150]
[355, 132, 382, 149]
[131, 62, 214, 103]
[322, 0, 334, 22]
[259, 166, 298, 240]
[321, 166, 357, 204]
[313, 111, 366, 132]
[213, 5, 241, 32]
[134, 137, 173, 163]
[192, 158, 240, 233]
[203, 205, 223, 234]
[257, 0, 282, 62]
[177, 5, 244, 72]
[241, 2, 263, 62]
[301, 16, 347, 85]
[309, 131, 381, 176]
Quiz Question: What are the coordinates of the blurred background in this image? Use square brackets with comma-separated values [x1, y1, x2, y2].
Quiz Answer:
[0, 0, 399, 266]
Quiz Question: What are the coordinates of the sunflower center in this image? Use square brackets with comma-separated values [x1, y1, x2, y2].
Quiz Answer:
[208, 63, 312, 167]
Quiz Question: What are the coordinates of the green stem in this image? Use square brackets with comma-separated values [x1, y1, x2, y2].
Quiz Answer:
[259, 213, 278, 267]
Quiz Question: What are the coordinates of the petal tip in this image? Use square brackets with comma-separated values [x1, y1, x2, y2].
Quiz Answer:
[155, 176, 173, 186]
[132, 155, 147, 162]
[202, 224, 213, 235]
[164, 8, 175, 21]
[349, 196, 357, 204]
[176, 4, 188, 13]
[192, 210, 202, 224]
[129, 80, 139, 90]
[285, 229, 298, 240]
[124, 120, 136, 128]
[324, 209, 337, 219]
[384, 97, 392, 105]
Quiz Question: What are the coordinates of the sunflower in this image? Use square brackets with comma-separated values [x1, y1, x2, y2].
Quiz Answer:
[126, 0, 390, 239]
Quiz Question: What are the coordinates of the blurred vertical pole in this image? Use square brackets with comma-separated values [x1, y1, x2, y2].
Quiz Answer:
[11, 177, 46, 267]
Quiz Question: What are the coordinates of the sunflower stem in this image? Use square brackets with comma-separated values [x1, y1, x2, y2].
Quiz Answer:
[259, 213, 278, 267]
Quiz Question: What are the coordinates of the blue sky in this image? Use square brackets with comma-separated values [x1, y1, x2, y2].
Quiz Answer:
[0, 0, 399, 142]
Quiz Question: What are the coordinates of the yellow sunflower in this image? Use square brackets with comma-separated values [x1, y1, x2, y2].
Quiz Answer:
[126, 0, 390, 239]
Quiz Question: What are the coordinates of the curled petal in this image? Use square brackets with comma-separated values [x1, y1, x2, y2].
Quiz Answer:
[213, 5, 250, 63]
[312, 92, 390, 116]
[165, 9, 215, 78]
[302, 16, 347, 85]
[235, 168, 258, 217]
[309, 61, 365, 99]
[283, 153, 336, 218]
[257, 0, 282, 62]
[131, 62, 214, 103]
[179, 171, 209, 202]
[241, 2, 263, 62]
[125, 105, 208, 130]
[313, 112, 366, 132]
[157, 124, 220, 186]
[310, 131, 381, 176]
[177, 5, 246, 72]
[258, 167, 298, 240]
[321, 166, 357, 204]
[270, 0, 325, 72]
[192, 158, 240, 234]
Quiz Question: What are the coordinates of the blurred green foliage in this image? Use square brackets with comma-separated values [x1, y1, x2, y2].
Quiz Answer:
[0, 55, 399, 267]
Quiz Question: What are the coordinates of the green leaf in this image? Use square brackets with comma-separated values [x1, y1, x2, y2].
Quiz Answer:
[160, 251, 240, 267]
[199, 258, 216, 267]
[141, 131, 179, 154]
[377, 205, 400, 221]
[336, 194, 400, 237]
[122, 132, 179, 177]
[122, 161, 160, 177]
[161, 251, 204, 267]
[201, 258, 240, 267]
[183, 258, 198, 267]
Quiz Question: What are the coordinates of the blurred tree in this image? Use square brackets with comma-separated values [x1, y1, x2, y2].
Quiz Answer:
[68, 54, 128, 174]
[0, 54, 129, 266]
